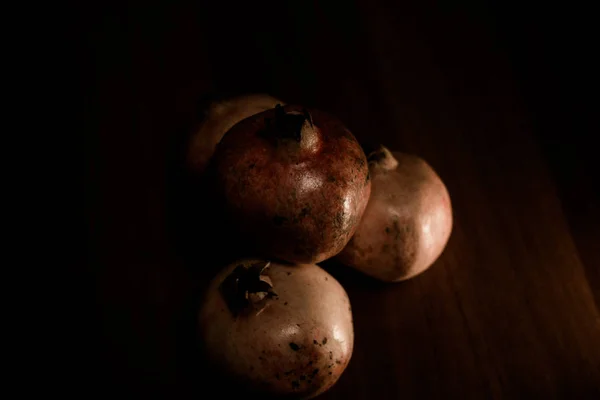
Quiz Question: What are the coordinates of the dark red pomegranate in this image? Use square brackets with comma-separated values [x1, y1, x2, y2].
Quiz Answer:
[210, 104, 371, 264]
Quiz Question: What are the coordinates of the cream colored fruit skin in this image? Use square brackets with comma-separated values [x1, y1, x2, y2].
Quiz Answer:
[199, 260, 354, 399]
[337, 150, 453, 282]
[187, 94, 284, 174]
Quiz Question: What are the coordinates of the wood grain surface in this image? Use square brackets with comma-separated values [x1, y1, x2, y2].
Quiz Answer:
[83, 1, 600, 398]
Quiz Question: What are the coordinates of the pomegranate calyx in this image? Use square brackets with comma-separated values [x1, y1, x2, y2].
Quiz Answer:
[367, 145, 398, 170]
[262, 104, 317, 143]
[219, 261, 277, 316]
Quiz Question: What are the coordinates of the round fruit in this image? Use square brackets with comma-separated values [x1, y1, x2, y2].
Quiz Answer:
[187, 93, 284, 175]
[210, 104, 371, 264]
[337, 145, 452, 282]
[199, 259, 354, 399]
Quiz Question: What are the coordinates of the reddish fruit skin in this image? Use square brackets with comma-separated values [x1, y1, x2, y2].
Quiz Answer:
[211, 105, 371, 264]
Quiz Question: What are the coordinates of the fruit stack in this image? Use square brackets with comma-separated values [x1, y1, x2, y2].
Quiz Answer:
[188, 94, 453, 399]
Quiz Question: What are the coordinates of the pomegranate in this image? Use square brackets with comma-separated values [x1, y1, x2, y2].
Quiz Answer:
[199, 259, 354, 399]
[187, 93, 284, 175]
[209, 104, 371, 264]
[337, 145, 453, 282]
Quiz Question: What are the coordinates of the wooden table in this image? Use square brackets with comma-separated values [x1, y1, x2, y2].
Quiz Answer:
[83, 1, 600, 398]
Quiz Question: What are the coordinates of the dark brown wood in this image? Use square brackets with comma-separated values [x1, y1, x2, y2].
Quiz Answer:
[83, 1, 600, 398]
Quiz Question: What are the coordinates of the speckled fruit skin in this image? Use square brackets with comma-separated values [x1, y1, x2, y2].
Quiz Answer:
[199, 259, 354, 399]
[187, 94, 284, 175]
[210, 105, 371, 264]
[337, 147, 453, 282]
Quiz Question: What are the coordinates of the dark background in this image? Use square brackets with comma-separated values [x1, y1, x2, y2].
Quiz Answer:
[82, 1, 599, 398]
